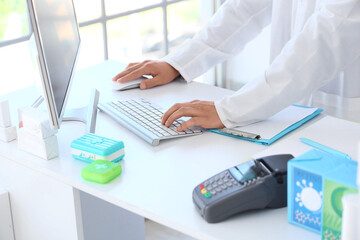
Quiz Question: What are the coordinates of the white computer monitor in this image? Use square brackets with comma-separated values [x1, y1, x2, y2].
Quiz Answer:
[27, 0, 81, 130]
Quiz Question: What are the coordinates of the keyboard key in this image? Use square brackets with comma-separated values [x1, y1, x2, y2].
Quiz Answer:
[192, 128, 202, 133]
[184, 129, 193, 134]
[100, 98, 204, 145]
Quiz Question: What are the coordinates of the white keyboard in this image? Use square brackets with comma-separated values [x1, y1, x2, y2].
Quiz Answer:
[98, 98, 203, 146]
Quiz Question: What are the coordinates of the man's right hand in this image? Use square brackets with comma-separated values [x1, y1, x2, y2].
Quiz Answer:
[112, 60, 180, 90]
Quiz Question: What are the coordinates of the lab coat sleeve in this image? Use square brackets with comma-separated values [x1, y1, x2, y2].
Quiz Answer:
[215, 0, 360, 128]
[162, 0, 272, 82]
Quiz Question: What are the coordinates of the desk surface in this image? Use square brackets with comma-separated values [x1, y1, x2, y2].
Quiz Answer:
[0, 61, 320, 240]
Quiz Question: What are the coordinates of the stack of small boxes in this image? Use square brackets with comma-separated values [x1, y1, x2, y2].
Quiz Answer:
[0, 100, 17, 142]
[17, 107, 59, 160]
[71, 133, 125, 184]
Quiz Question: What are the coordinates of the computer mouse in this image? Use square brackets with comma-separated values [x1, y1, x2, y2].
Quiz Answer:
[112, 77, 146, 91]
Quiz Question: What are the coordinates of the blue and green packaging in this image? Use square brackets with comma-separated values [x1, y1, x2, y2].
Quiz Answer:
[287, 149, 358, 237]
[71, 133, 124, 163]
[321, 163, 358, 240]
[81, 160, 122, 184]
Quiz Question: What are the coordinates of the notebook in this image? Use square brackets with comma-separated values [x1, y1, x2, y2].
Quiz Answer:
[208, 105, 323, 145]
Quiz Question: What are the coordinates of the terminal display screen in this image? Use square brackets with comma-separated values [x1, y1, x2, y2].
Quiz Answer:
[235, 160, 270, 183]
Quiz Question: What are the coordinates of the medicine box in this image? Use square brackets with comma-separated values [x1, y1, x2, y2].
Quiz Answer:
[321, 163, 357, 240]
[287, 149, 358, 235]
[18, 128, 59, 160]
[21, 108, 57, 138]
[0, 126, 17, 142]
[81, 160, 122, 184]
[71, 133, 124, 163]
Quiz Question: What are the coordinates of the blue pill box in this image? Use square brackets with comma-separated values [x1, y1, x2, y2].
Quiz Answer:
[287, 149, 357, 235]
[71, 133, 124, 163]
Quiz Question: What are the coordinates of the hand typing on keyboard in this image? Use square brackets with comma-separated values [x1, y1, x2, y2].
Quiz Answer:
[111, 60, 226, 134]
[99, 98, 205, 146]
[161, 100, 225, 132]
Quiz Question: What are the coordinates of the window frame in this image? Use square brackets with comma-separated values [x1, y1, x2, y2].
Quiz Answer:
[0, 0, 192, 58]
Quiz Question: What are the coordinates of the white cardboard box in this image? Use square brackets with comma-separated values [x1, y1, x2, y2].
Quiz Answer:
[18, 128, 59, 160]
[0, 126, 17, 142]
[21, 108, 57, 139]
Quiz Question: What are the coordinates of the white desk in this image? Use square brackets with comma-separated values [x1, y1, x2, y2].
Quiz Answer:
[0, 60, 320, 240]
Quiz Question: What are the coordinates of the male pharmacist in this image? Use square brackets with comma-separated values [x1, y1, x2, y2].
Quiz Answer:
[112, 0, 360, 132]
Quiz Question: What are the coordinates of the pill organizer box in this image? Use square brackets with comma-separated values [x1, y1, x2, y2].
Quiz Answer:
[71, 133, 124, 163]
[81, 160, 122, 184]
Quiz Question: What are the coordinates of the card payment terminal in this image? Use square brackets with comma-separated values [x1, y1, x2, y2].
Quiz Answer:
[192, 154, 294, 223]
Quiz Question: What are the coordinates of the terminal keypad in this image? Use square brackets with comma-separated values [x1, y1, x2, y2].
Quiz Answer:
[198, 171, 239, 198]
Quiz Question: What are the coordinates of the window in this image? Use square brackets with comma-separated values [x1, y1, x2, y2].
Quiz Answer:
[0, 0, 208, 95]
[0, 0, 29, 41]
[75, 0, 206, 68]
[0, 0, 33, 95]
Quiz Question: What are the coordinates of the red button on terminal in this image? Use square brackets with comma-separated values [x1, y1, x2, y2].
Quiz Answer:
[199, 184, 205, 190]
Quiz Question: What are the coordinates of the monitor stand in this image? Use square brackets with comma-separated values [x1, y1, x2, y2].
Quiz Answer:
[32, 89, 100, 133]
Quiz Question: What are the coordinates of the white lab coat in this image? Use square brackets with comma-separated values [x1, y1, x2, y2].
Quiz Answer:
[162, 0, 360, 127]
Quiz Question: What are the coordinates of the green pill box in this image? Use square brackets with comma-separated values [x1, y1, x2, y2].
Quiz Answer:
[71, 133, 124, 163]
[81, 160, 122, 184]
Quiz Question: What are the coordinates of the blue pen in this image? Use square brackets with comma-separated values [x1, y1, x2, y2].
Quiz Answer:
[300, 138, 352, 161]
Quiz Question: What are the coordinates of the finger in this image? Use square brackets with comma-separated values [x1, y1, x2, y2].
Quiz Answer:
[165, 107, 198, 127]
[112, 63, 143, 81]
[161, 103, 192, 125]
[177, 118, 197, 132]
[140, 76, 167, 89]
[113, 64, 143, 81]
[117, 66, 149, 83]
[122, 62, 140, 71]
[126, 62, 139, 68]
[161, 103, 184, 125]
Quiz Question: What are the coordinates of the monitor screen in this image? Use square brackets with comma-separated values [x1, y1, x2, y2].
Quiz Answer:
[28, 0, 80, 129]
